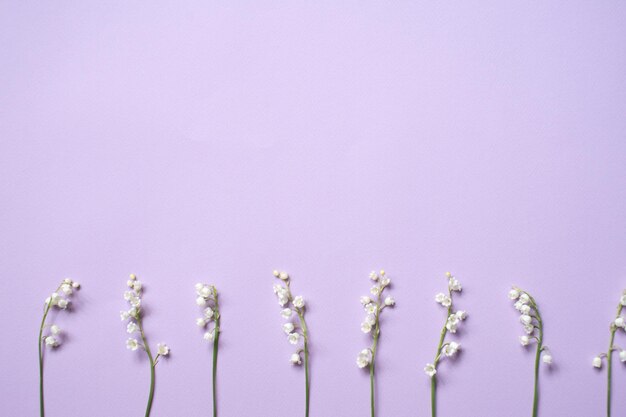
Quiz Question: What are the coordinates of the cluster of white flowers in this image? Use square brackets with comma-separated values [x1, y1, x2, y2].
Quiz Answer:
[122, 274, 169, 359]
[195, 283, 220, 342]
[356, 270, 395, 368]
[273, 270, 308, 365]
[592, 291, 626, 369]
[424, 272, 466, 378]
[42, 278, 81, 348]
[509, 287, 551, 365]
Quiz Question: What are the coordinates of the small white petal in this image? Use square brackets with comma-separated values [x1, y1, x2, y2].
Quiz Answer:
[293, 296, 305, 309]
[157, 343, 170, 356]
[288, 332, 300, 345]
[283, 323, 295, 334]
[424, 363, 437, 377]
[361, 322, 372, 334]
[593, 356, 603, 368]
[290, 352, 302, 365]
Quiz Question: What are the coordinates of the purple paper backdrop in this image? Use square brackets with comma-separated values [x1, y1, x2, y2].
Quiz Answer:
[1, 2, 626, 416]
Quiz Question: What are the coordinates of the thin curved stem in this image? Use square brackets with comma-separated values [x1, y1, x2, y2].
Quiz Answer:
[286, 279, 310, 417]
[528, 295, 543, 417]
[369, 288, 385, 417]
[137, 316, 155, 417]
[370, 326, 379, 417]
[431, 288, 453, 417]
[38, 303, 52, 417]
[212, 295, 220, 417]
[607, 329, 615, 417]
[297, 311, 310, 417]
[532, 335, 542, 417]
[607, 303, 623, 417]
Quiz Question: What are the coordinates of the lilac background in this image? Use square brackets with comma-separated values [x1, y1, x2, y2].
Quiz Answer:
[1, 2, 626, 416]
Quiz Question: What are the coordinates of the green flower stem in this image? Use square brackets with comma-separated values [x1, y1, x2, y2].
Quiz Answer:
[212, 292, 221, 417]
[524, 291, 543, 417]
[287, 279, 310, 417]
[298, 313, 310, 417]
[532, 333, 542, 417]
[368, 289, 385, 417]
[607, 329, 615, 417]
[137, 315, 156, 417]
[607, 303, 623, 417]
[38, 302, 53, 417]
[431, 288, 452, 417]
[370, 324, 379, 417]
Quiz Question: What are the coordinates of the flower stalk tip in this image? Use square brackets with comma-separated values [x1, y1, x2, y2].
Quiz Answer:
[357, 270, 395, 417]
[122, 275, 168, 417]
[273, 271, 311, 417]
[39, 278, 81, 417]
[509, 286, 547, 417]
[427, 272, 466, 417]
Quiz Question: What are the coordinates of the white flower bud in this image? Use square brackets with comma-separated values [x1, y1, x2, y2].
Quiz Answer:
[424, 363, 437, 377]
[288, 332, 300, 345]
[293, 296, 305, 309]
[126, 338, 139, 351]
[290, 352, 302, 365]
[356, 349, 371, 368]
[593, 356, 603, 368]
[508, 289, 520, 300]
[126, 322, 138, 333]
[157, 343, 170, 356]
[44, 336, 59, 347]
[61, 284, 72, 295]
[361, 322, 372, 333]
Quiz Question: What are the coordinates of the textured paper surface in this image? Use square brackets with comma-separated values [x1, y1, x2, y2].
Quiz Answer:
[1, 2, 626, 416]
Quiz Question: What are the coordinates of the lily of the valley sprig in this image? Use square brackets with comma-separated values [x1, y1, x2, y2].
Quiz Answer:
[592, 290, 626, 417]
[121, 274, 169, 417]
[425, 272, 466, 417]
[509, 287, 551, 417]
[357, 270, 395, 417]
[39, 278, 81, 417]
[195, 283, 221, 417]
[273, 270, 311, 417]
